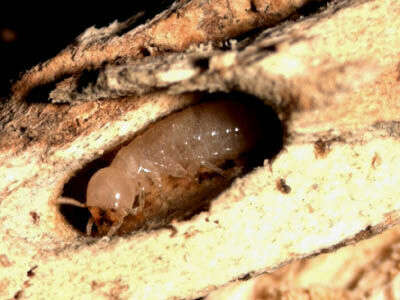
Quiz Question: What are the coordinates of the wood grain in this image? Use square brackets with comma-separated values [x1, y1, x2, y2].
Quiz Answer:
[1, 0, 400, 299]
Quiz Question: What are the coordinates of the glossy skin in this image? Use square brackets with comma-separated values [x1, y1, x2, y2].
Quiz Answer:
[86, 99, 268, 236]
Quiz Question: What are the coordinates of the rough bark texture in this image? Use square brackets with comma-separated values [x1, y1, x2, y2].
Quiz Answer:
[1, 0, 400, 299]
[11, 0, 313, 103]
[206, 226, 400, 299]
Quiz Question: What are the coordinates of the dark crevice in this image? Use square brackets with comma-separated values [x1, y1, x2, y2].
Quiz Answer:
[258, 43, 278, 53]
[238, 272, 252, 281]
[61, 147, 120, 234]
[139, 47, 152, 57]
[250, 0, 258, 13]
[25, 81, 60, 103]
[293, 0, 330, 18]
[192, 57, 210, 72]
[76, 69, 101, 93]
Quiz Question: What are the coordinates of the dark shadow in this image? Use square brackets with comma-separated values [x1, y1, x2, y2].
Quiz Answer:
[59, 205, 91, 234]
[295, 0, 330, 17]
[24, 81, 58, 103]
[192, 57, 210, 71]
[76, 69, 101, 93]
[60, 148, 118, 234]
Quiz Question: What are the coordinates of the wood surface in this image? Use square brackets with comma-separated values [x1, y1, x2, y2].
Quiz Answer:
[1, 0, 400, 299]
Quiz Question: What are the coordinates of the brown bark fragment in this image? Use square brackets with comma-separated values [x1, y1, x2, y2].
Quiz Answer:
[11, 0, 312, 102]
[1, 0, 400, 299]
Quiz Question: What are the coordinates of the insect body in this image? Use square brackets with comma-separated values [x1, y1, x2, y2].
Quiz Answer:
[61, 97, 277, 236]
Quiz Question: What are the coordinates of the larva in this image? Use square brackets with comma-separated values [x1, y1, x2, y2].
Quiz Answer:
[60, 96, 281, 236]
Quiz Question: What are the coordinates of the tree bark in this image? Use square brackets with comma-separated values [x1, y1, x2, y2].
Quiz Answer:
[1, 0, 400, 299]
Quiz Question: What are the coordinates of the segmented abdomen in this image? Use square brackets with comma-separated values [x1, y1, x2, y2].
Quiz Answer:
[86, 96, 279, 236]
[112, 99, 266, 182]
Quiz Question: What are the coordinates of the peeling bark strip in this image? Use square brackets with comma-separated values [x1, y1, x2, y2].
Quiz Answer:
[50, 30, 377, 109]
[49, 48, 217, 102]
[11, 0, 317, 102]
[2, 0, 400, 299]
[50, 0, 380, 117]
